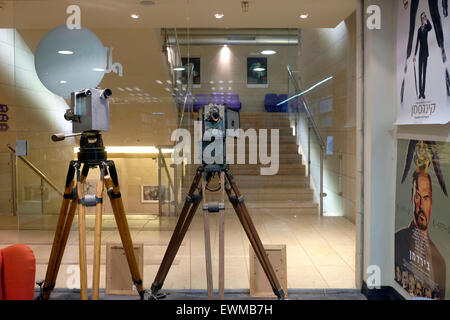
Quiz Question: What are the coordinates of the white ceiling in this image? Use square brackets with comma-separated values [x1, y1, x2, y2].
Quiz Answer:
[2, 0, 357, 29]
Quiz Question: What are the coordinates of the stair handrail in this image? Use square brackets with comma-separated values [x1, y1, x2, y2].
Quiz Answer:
[286, 65, 326, 216]
[6, 144, 63, 197]
[286, 64, 325, 150]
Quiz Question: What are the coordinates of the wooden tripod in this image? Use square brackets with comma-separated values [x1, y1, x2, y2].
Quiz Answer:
[38, 160, 145, 300]
[149, 165, 286, 300]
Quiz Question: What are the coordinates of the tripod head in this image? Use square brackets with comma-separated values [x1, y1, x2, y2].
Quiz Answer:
[52, 88, 112, 164]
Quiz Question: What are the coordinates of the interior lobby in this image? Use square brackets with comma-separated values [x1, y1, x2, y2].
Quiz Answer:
[0, 0, 449, 303]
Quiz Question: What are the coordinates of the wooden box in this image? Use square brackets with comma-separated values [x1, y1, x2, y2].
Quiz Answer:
[106, 243, 144, 295]
[249, 244, 287, 298]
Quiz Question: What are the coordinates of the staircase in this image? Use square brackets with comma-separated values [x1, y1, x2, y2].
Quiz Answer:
[182, 112, 318, 215]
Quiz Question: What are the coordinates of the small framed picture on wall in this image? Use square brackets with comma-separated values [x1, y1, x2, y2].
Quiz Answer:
[141, 185, 159, 203]
[247, 57, 268, 88]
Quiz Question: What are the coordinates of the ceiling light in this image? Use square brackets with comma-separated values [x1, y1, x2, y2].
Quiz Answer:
[131, 14, 140, 19]
[118, 87, 125, 91]
[60, 80, 67, 84]
[58, 50, 73, 55]
[165, 88, 170, 91]
[166, 80, 172, 84]
[300, 14, 309, 19]
[253, 67, 266, 72]
[126, 88, 133, 91]
[261, 50, 276, 55]
[93, 68, 105, 72]
[173, 67, 185, 71]
[215, 13, 224, 19]
[156, 80, 163, 84]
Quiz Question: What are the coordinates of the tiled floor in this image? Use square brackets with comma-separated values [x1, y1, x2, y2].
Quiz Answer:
[0, 213, 357, 292]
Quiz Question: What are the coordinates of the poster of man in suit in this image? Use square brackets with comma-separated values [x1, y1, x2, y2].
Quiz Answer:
[397, 0, 450, 124]
[395, 139, 450, 299]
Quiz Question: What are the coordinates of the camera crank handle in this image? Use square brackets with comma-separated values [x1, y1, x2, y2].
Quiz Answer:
[51, 132, 82, 142]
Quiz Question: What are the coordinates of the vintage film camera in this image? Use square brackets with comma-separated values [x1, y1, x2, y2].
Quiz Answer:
[200, 104, 240, 168]
[52, 88, 112, 163]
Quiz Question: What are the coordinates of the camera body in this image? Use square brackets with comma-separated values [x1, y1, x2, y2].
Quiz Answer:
[65, 88, 112, 133]
[201, 104, 240, 166]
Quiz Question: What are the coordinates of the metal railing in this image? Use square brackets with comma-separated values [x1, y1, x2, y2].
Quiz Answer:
[286, 65, 326, 216]
[6, 144, 63, 216]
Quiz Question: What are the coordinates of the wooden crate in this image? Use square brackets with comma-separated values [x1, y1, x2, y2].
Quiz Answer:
[105, 243, 144, 295]
[249, 244, 287, 298]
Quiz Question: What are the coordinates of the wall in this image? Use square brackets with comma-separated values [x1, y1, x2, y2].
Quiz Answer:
[298, 13, 358, 223]
[181, 44, 298, 113]
[363, 0, 450, 296]
[0, 21, 178, 220]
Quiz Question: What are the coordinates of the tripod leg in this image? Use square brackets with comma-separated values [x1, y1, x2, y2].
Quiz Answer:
[92, 168, 105, 300]
[77, 166, 88, 300]
[105, 162, 144, 299]
[41, 163, 76, 299]
[201, 177, 214, 300]
[218, 171, 225, 300]
[224, 170, 285, 300]
[150, 170, 203, 297]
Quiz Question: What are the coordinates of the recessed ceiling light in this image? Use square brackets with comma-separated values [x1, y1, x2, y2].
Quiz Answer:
[60, 80, 67, 84]
[253, 67, 266, 72]
[126, 88, 133, 91]
[261, 50, 276, 55]
[131, 14, 140, 19]
[58, 50, 73, 55]
[173, 67, 185, 71]
[166, 80, 172, 84]
[93, 68, 105, 72]
[118, 87, 125, 91]
[300, 14, 309, 19]
[156, 80, 163, 84]
[215, 13, 224, 19]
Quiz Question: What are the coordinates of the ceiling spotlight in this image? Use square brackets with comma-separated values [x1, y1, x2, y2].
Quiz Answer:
[215, 13, 224, 19]
[92, 68, 105, 72]
[60, 80, 67, 84]
[156, 80, 163, 84]
[253, 67, 266, 72]
[118, 87, 125, 91]
[261, 50, 276, 55]
[131, 14, 140, 19]
[300, 14, 309, 19]
[173, 66, 185, 71]
[58, 50, 73, 55]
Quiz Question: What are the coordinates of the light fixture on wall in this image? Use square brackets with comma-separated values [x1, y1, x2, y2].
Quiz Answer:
[74, 146, 174, 154]
[215, 13, 224, 19]
[58, 50, 74, 55]
[131, 14, 140, 19]
[140, 0, 155, 5]
[300, 13, 309, 19]
[261, 50, 276, 55]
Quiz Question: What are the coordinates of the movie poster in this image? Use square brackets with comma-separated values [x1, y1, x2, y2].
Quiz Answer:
[395, 139, 450, 299]
[397, 0, 450, 124]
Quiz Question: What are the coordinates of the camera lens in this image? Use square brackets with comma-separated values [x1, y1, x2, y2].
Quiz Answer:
[102, 89, 112, 98]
